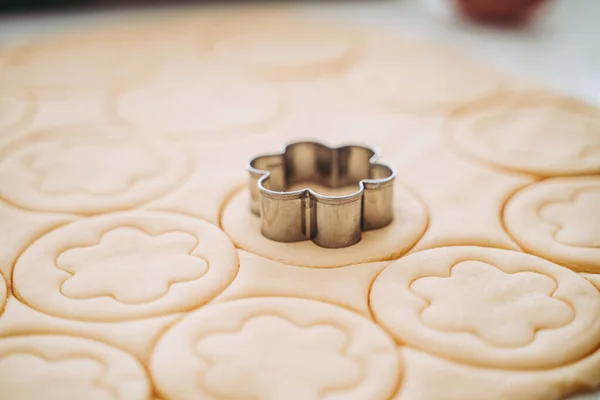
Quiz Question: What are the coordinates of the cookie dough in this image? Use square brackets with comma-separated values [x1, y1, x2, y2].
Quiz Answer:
[113, 75, 285, 140]
[198, 11, 364, 81]
[0, 334, 150, 400]
[13, 211, 238, 321]
[0, 274, 6, 316]
[151, 297, 399, 400]
[0, 6, 599, 400]
[0, 25, 163, 100]
[0, 93, 35, 136]
[504, 176, 600, 273]
[221, 183, 427, 267]
[343, 39, 502, 114]
[0, 124, 190, 215]
[370, 246, 600, 369]
[447, 91, 600, 176]
[213, 250, 388, 317]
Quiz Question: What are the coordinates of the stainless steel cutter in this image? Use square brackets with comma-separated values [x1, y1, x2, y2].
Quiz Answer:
[248, 141, 395, 248]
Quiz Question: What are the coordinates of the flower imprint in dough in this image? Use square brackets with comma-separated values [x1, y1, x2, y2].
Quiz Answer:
[539, 189, 600, 248]
[13, 211, 238, 321]
[0, 335, 150, 400]
[369, 246, 600, 369]
[504, 177, 600, 273]
[0, 124, 189, 215]
[410, 260, 574, 347]
[30, 144, 160, 195]
[196, 315, 360, 400]
[58, 227, 208, 304]
[0, 354, 116, 400]
[151, 298, 399, 400]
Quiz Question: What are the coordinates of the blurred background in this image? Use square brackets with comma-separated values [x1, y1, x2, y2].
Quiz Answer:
[0, 0, 599, 104]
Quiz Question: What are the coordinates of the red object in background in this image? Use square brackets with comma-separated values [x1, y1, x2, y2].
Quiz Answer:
[454, 0, 549, 25]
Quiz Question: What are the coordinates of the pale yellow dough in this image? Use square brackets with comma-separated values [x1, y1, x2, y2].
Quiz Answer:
[0, 124, 190, 215]
[0, 92, 35, 136]
[394, 347, 600, 400]
[213, 250, 389, 318]
[341, 38, 502, 114]
[370, 246, 600, 369]
[221, 183, 427, 267]
[0, 274, 6, 316]
[151, 297, 399, 400]
[197, 11, 364, 81]
[447, 91, 600, 176]
[0, 24, 166, 100]
[0, 335, 150, 400]
[13, 211, 238, 321]
[0, 6, 599, 400]
[504, 176, 600, 273]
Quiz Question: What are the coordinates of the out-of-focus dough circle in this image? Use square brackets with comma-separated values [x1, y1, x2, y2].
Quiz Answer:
[0, 124, 190, 215]
[151, 297, 399, 400]
[220, 184, 427, 268]
[200, 13, 364, 81]
[0, 25, 162, 99]
[13, 211, 239, 322]
[114, 76, 284, 139]
[370, 246, 600, 369]
[0, 334, 150, 400]
[342, 40, 500, 114]
[504, 176, 600, 273]
[446, 91, 600, 176]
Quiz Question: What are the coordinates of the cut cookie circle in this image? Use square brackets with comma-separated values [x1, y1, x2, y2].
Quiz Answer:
[0, 334, 150, 400]
[220, 184, 427, 268]
[113, 76, 285, 140]
[370, 246, 600, 369]
[342, 39, 500, 114]
[150, 297, 399, 400]
[199, 13, 364, 81]
[446, 91, 600, 176]
[0, 25, 162, 100]
[0, 124, 190, 215]
[504, 176, 600, 273]
[13, 211, 238, 322]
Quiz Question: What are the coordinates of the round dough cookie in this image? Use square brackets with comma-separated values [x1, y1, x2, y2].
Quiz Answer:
[199, 12, 364, 81]
[0, 25, 162, 100]
[220, 184, 427, 268]
[0, 124, 190, 215]
[151, 297, 399, 400]
[113, 75, 285, 140]
[0, 334, 150, 400]
[446, 91, 600, 176]
[342, 39, 500, 114]
[370, 246, 600, 369]
[504, 176, 600, 273]
[13, 211, 238, 322]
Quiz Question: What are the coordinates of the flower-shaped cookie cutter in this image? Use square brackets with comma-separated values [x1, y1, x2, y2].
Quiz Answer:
[248, 141, 395, 248]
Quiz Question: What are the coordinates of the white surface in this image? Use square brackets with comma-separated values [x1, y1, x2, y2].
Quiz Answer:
[0, 1, 599, 398]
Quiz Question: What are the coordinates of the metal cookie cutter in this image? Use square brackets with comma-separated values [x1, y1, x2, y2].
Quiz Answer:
[248, 141, 395, 248]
